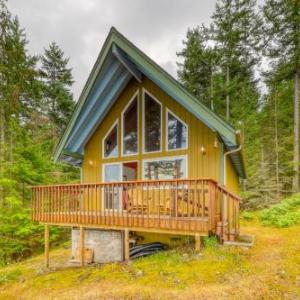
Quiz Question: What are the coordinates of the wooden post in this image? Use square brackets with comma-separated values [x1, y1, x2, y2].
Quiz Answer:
[208, 181, 216, 233]
[44, 224, 49, 268]
[79, 226, 85, 267]
[195, 233, 201, 251]
[124, 229, 130, 261]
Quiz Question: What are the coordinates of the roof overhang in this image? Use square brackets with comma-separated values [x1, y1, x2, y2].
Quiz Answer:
[54, 27, 246, 178]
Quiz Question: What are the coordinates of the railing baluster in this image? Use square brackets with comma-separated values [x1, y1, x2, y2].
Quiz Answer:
[31, 178, 240, 242]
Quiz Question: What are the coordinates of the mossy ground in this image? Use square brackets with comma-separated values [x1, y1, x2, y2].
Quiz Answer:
[0, 220, 300, 299]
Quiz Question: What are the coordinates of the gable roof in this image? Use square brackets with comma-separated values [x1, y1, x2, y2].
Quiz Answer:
[54, 27, 246, 178]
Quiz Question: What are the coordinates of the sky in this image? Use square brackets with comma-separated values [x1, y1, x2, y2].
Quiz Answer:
[7, 0, 216, 100]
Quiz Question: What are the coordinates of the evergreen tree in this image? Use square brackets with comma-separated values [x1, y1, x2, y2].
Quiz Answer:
[210, 0, 262, 121]
[0, 1, 78, 265]
[40, 42, 75, 138]
[263, 0, 300, 192]
[177, 26, 219, 110]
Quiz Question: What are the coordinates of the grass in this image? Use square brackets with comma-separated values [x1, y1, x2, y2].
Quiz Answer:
[0, 219, 300, 299]
[1, 196, 300, 299]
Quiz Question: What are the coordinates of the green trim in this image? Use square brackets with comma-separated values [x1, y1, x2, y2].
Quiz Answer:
[61, 150, 83, 160]
[54, 27, 243, 176]
[110, 29, 236, 145]
[54, 28, 116, 161]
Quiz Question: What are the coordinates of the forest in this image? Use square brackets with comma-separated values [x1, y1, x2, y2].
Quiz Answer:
[0, 0, 299, 265]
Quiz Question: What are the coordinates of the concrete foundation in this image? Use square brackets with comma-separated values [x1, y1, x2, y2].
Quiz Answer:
[72, 228, 123, 263]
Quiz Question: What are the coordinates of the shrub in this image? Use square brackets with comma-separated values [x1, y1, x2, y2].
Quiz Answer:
[241, 211, 254, 221]
[259, 194, 300, 228]
[0, 179, 68, 266]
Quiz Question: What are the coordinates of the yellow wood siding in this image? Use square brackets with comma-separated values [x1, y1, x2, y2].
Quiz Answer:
[82, 76, 239, 193]
[226, 158, 240, 194]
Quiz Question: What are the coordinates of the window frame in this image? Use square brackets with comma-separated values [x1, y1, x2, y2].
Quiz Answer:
[102, 160, 139, 210]
[142, 88, 163, 154]
[142, 155, 188, 180]
[121, 90, 139, 157]
[166, 108, 188, 152]
[102, 119, 119, 159]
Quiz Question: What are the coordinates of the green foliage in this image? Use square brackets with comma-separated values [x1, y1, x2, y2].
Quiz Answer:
[41, 41, 75, 137]
[259, 194, 300, 227]
[177, 0, 300, 208]
[241, 211, 255, 221]
[0, 178, 66, 266]
[177, 26, 218, 109]
[0, 0, 78, 266]
[203, 236, 219, 249]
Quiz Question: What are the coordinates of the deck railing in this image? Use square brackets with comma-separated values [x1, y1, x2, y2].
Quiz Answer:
[31, 178, 240, 240]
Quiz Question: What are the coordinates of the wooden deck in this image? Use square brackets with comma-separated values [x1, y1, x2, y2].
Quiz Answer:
[31, 178, 240, 241]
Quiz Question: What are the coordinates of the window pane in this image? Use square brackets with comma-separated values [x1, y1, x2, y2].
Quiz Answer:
[144, 93, 161, 152]
[103, 164, 121, 210]
[144, 158, 186, 180]
[104, 164, 121, 182]
[104, 123, 118, 157]
[123, 97, 138, 155]
[167, 112, 187, 150]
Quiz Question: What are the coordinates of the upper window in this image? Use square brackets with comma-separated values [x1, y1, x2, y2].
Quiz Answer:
[143, 156, 187, 180]
[122, 95, 138, 155]
[143, 91, 162, 153]
[103, 121, 118, 158]
[167, 110, 188, 150]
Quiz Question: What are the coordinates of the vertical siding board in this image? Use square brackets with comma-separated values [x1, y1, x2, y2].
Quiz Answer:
[81, 74, 239, 193]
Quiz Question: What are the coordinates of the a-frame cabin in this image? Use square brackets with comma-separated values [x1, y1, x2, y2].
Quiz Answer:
[32, 27, 245, 265]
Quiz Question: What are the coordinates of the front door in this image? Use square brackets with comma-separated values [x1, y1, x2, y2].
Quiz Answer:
[103, 162, 138, 210]
[103, 163, 122, 210]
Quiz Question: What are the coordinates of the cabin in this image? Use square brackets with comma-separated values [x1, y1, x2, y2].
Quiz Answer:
[31, 27, 245, 266]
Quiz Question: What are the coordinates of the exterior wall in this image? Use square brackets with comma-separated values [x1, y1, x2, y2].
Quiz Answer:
[82, 76, 226, 185]
[72, 229, 123, 263]
[226, 158, 240, 195]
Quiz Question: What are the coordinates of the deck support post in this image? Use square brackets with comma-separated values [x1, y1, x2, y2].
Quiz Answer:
[79, 226, 85, 267]
[124, 229, 130, 261]
[195, 233, 202, 251]
[44, 224, 49, 268]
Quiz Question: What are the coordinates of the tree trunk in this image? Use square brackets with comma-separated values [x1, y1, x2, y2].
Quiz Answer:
[210, 71, 214, 111]
[0, 101, 5, 203]
[226, 66, 230, 121]
[274, 92, 280, 197]
[292, 71, 299, 193]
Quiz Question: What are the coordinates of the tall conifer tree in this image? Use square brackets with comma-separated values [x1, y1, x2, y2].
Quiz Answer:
[40, 42, 75, 138]
[263, 0, 300, 192]
[210, 0, 262, 121]
[177, 26, 219, 110]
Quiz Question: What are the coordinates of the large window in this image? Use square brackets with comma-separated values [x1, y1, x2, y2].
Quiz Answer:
[103, 121, 118, 158]
[167, 110, 188, 150]
[122, 95, 138, 155]
[143, 91, 161, 153]
[143, 156, 187, 180]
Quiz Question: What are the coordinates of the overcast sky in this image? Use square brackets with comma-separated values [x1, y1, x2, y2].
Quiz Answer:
[7, 0, 216, 99]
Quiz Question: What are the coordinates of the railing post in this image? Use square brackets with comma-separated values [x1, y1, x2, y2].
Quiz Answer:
[208, 180, 216, 234]
[195, 233, 202, 251]
[44, 224, 49, 268]
[79, 226, 85, 267]
[124, 228, 130, 261]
